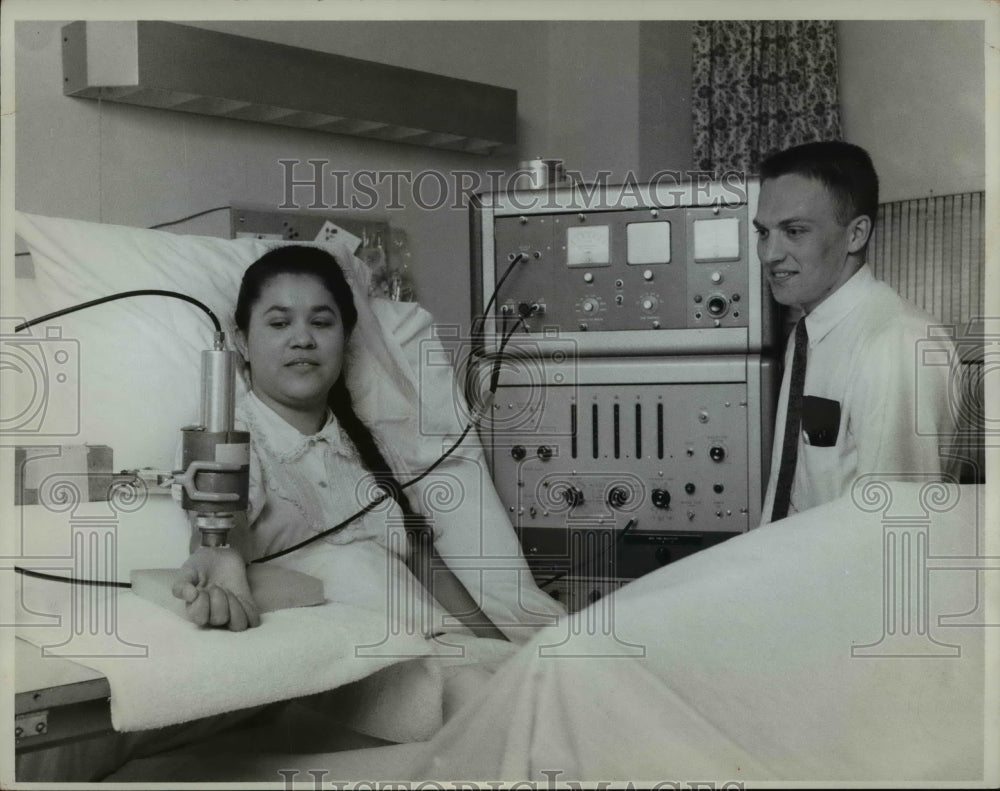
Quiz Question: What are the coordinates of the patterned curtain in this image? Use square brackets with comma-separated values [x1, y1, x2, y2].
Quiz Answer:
[692, 21, 842, 175]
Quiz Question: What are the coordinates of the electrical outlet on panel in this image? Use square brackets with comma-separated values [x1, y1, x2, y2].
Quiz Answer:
[315, 221, 362, 253]
[236, 232, 284, 240]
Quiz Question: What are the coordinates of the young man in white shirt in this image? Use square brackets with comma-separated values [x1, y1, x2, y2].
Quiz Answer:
[753, 141, 957, 523]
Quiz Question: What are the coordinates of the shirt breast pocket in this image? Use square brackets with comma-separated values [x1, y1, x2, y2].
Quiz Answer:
[802, 396, 841, 448]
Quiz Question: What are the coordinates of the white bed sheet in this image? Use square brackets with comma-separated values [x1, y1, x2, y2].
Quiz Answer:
[110, 481, 992, 785]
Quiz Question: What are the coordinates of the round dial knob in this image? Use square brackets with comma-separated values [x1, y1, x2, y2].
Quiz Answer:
[583, 272, 594, 283]
[510, 445, 526, 461]
[607, 486, 630, 508]
[562, 486, 585, 507]
[537, 445, 553, 460]
[651, 488, 671, 509]
[581, 298, 599, 313]
[711, 271, 723, 284]
[709, 445, 726, 462]
[707, 295, 728, 316]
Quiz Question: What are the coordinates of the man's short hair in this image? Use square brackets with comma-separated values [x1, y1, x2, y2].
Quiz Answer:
[760, 141, 879, 229]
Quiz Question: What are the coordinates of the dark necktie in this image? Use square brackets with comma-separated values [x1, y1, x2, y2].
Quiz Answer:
[771, 318, 808, 521]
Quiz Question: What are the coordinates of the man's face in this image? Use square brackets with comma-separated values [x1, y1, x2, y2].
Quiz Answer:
[753, 174, 868, 314]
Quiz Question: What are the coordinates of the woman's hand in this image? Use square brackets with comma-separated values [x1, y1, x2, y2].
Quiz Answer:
[172, 547, 262, 631]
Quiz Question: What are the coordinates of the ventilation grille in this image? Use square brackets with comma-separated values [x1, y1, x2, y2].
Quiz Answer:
[868, 192, 987, 482]
[869, 191, 985, 333]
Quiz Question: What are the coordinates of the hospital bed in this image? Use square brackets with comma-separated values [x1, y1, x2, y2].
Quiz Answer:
[14, 638, 113, 753]
[8, 213, 995, 786]
[105, 479, 993, 786]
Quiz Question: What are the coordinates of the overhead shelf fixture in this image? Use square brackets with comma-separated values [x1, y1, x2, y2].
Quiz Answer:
[62, 21, 517, 155]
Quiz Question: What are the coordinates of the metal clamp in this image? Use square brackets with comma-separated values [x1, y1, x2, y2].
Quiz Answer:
[114, 468, 174, 493]
[174, 461, 243, 503]
[14, 710, 48, 743]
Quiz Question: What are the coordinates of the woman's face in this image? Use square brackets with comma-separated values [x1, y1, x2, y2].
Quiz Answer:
[237, 273, 346, 431]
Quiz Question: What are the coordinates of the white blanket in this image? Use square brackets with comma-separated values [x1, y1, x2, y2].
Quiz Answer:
[15, 552, 435, 733]
[15, 532, 534, 737]
[111, 481, 992, 784]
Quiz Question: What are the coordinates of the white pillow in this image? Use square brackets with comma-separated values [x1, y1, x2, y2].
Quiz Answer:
[15, 213, 290, 466]
[11, 211, 426, 575]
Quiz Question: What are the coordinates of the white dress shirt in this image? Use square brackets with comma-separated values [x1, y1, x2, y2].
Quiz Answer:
[761, 265, 957, 523]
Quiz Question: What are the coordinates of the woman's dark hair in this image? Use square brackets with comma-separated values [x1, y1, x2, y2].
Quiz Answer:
[235, 245, 358, 338]
[236, 245, 428, 540]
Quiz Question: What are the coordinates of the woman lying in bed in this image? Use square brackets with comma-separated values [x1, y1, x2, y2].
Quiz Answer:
[171, 244, 534, 640]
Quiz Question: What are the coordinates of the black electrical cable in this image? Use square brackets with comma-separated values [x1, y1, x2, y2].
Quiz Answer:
[249, 497, 389, 565]
[398, 315, 525, 489]
[12, 289, 223, 588]
[14, 567, 131, 589]
[536, 518, 638, 590]
[475, 252, 526, 335]
[465, 252, 528, 423]
[14, 206, 233, 256]
[147, 206, 231, 230]
[251, 315, 527, 565]
[14, 289, 222, 334]
[15, 265, 533, 583]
